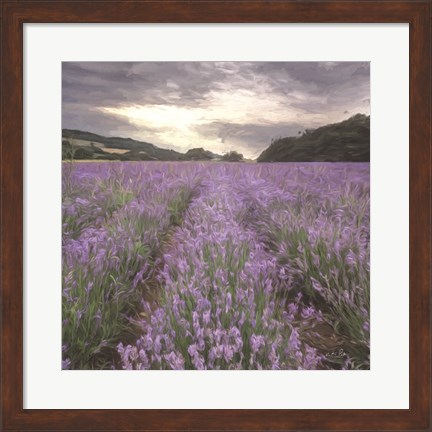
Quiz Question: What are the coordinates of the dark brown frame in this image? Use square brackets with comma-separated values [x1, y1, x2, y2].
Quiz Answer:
[1, 1, 431, 430]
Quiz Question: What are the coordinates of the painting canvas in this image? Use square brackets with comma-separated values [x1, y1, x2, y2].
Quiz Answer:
[62, 61, 370, 370]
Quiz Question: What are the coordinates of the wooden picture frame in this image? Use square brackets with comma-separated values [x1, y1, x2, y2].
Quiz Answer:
[1, 1, 430, 430]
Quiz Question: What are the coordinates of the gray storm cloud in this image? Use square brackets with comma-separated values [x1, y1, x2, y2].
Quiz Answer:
[62, 61, 370, 158]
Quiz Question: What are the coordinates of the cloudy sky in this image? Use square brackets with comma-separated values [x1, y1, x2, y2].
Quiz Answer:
[62, 62, 370, 159]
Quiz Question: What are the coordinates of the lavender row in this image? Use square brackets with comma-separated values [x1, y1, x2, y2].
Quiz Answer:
[62, 163, 203, 369]
[234, 164, 370, 368]
[118, 165, 325, 369]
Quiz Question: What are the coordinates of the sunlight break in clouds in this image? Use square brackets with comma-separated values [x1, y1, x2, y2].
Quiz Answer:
[99, 88, 328, 157]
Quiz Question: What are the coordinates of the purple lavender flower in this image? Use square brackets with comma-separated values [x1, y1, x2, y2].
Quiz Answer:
[64, 161, 369, 370]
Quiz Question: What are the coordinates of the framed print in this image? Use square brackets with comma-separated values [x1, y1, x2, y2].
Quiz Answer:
[1, 1, 430, 431]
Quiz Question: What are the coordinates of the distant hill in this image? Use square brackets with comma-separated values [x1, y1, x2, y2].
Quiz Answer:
[185, 147, 222, 161]
[257, 114, 370, 162]
[222, 151, 244, 162]
[62, 129, 186, 161]
[62, 130, 223, 162]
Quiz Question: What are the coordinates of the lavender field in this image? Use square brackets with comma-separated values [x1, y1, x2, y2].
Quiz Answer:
[62, 162, 370, 370]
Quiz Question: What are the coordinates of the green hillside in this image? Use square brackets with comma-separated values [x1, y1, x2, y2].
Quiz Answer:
[257, 114, 370, 162]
